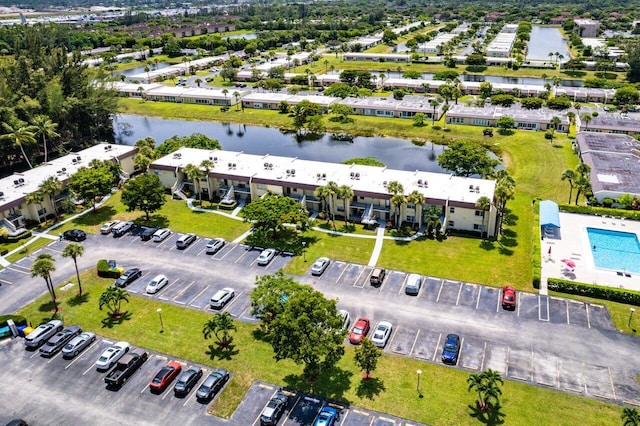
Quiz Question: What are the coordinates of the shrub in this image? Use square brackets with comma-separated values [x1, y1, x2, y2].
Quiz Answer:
[0, 315, 27, 328]
[547, 278, 640, 306]
[431, 125, 442, 130]
[96, 259, 122, 278]
[559, 204, 640, 220]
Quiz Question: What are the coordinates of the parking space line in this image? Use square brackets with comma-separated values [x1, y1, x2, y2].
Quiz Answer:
[253, 391, 277, 426]
[566, 300, 570, 324]
[0, 277, 13, 285]
[29, 350, 40, 359]
[456, 337, 464, 366]
[46, 351, 63, 364]
[156, 236, 172, 248]
[475, 287, 482, 309]
[432, 333, 442, 362]
[378, 416, 396, 424]
[65, 339, 99, 370]
[213, 246, 232, 261]
[496, 288, 501, 312]
[396, 274, 409, 295]
[183, 369, 206, 406]
[504, 347, 510, 377]
[335, 264, 348, 285]
[140, 382, 150, 394]
[7, 267, 29, 275]
[82, 362, 95, 376]
[281, 394, 302, 424]
[585, 304, 591, 328]
[196, 246, 207, 256]
[480, 341, 487, 370]
[234, 248, 250, 264]
[409, 329, 420, 355]
[354, 268, 370, 289]
[181, 240, 199, 254]
[338, 410, 349, 426]
[224, 290, 243, 312]
[608, 367, 617, 401]
[188, 285, 210, 307]
[173, 281, 195, 304]
[161, 385, 173, 400]
[516, 292, 521, 316]
[455, 282, 463, 306]
[435, 280, 444, 302]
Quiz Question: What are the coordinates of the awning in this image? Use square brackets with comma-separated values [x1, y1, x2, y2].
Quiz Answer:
[540, 200, 560, 228]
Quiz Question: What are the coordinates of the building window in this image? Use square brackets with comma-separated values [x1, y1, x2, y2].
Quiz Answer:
[474, 224, 482, 230]
[449, 207, 455, 214]
[257, 184, 266, 190]
[406, 215, 415, 222]
[471, 118, 490, 126]
[407, 203, 415, 209]
[448, 220, 455, 227]
[475, 210, 484, 217]
[449, 116, 465, 124]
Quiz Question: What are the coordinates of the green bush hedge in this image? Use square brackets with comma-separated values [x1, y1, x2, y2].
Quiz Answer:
[1, 230, 32, 244]
[0, 314, 27, 327]
[547, 278, 640, 306]
[559, 204, 640, 220]
[96, 259, 122, 279]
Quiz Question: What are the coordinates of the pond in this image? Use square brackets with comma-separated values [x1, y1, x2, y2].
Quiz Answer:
[112, 62, 173, 78]
[113, 114, 462, 173]
[222, 32, 258, 40]
[526, 26, 570, 61]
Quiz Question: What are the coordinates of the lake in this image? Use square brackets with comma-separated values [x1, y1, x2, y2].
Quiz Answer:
[526, 26, 570, 61]
[113, 62, 173, 78]
[113, 114, 456, 173]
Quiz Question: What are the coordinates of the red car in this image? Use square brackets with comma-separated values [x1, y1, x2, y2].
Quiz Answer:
[349, 318, 370, 344]
[149, 361, 182, 393]
[502, 286, 517, 310]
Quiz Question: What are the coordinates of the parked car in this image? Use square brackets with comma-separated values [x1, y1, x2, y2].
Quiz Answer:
[176, 233, 197, 249]
[174, 366, 203, 396]
[140, 226, 159, 241]
[260, 391, 289, 425]
[112, 221, 134, 237]
[257, 248, 277, 265]
[150, 361, 182, 393]
[370, 321, 392, 348]
[314, 406, 339, 426]
[100, 220, 120, 234]
[502, 286, 517, 310]
[146, 274, 169, 294]
[441, 333, 461, 365]
[114, 268, 142, 288]
[95, 341, 130, 371]
[338, 309, 350, 330]
[205, 238, 226, 254]
[196, 368, 230, 401]
[24, 320, 63, 349]
[152, 228, 171, 242]
[63, 229, 86, 242]
[104, 349, 148, 388]
[210, 288, 235, 309]
[349, 318, 370, 345]
[370, 268, 386, 285]
[405, 273, 422, 295]
[62, 331, 96, 358]
[39, 325, 82, 357]
[310, 257, 331, 276]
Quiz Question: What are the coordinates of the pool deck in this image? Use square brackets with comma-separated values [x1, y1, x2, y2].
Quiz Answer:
[540, 212, 640, 293]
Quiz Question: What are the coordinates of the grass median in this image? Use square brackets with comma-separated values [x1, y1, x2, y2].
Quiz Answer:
[19, 270, 623, 425]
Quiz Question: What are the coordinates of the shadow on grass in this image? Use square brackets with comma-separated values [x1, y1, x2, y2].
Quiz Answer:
[479, 240, 497, 251]
[70, 205, 117, 227]
[356, 376, 386, 400]
[245, 228, 319, 255]
[468, 402, 506, 425]
[101, 311, 132, 329]
[283, 366, 353, 402]
[38, 300, 58, 313]
[500, 229, 518, 248]
[133, 214, 170, 229]
[251, 327, 272, 342]
[67, 292, 90, 307]
[317, 222, 357, 234]
[205, 343, 239, 361]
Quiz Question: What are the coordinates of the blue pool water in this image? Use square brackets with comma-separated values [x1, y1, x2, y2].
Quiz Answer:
[587, 228, 640, 273]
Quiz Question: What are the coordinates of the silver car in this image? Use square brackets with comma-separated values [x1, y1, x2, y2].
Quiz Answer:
[152, 228, 171, 242]
[210, 288, 235, 309]
[40, 325, 82, 357]
[257, 248, 277, 266]
[310, 257, 330, 276]
[62, 332, 96, 358]
[24, 320, 63, 349]
[100, 220, 120, 234]
[205, 238, 225, 254]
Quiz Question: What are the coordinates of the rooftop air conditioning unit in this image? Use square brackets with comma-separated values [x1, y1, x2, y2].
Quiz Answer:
[291, 169, 295, 175]
[316, 173, 321, 178]
[475, 186, 480, 193]
[0, 191, 4, 198]
[264, 162, 269, 168]
[469, 185, 474, 192]
[355, 173, 360, 179]
[72, 158, 77, 163]
[383, 181, 387, 186]
[228, 163, 233, 168]
[269, 163, 273, 169]
[350, 172, 355, 178]
[286, 169, 291, 175]
[76, 156, 81, 161]
[213, 157, 218, 161]
[13, 180, 19, 186]
[62, 168, 66, 172]
[232, 163, 237, 169]
[417, 179, 423, 186]
[56, 170, 62, 175]
[19, 178, 24, 184]
[322, 173, 326, 179]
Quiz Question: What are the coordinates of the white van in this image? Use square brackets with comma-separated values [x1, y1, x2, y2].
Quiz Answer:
[405, 273, 422, 295]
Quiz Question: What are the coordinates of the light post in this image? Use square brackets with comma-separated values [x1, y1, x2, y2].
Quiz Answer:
[416, 369, 422, 396]
[302, 241, 307, 262]
[157, 308, 164, 333]
[629, 308, 636, 327]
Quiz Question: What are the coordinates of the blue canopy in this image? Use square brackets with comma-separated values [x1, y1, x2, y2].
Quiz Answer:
[540, 200, 560, 228]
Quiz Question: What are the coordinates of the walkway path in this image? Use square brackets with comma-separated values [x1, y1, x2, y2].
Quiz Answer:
[368, 220, 387, 266]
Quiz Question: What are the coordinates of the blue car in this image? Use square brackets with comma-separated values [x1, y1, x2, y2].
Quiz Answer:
[441, 333, 461, 365]
[314, 406, 338, 426]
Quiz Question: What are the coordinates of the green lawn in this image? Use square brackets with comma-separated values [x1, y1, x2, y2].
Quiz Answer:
[18, 271, 623, 426]
[4, 237, 53, 264]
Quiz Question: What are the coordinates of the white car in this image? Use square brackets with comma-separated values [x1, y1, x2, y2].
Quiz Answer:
[100, 220, 120, 234]
[338, 309, 350, 330]
[95, 341, 130, 371]
[146, 274, 169, 294]
[371, 321, 393, 348]
[310, 257, 330, 276]
[210, 287, 235, 309]
[257, 248, 277, 266]
[152, 228, 171, 242]
[205, 238, 226, 254]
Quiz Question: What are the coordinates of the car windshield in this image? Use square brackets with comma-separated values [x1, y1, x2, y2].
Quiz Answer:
[153, 367, 172, 383]
[99, 355, 108, 362]
[353, 327, 363, 334]
[504, 295, 514, 301]
[445, 341, 457, 350]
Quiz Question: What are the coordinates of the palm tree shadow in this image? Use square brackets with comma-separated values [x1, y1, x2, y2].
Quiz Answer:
[38, 301, 57, 313]
[356, 377, 386, 400]
[205, 343, 239, 361]
[68, 292, 89, 307]
[468, 402, 506, 425]
[101, 311, 132, 329]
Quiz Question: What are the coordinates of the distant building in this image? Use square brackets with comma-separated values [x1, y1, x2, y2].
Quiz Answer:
[446, 104, 570, 132]
[574, 19, 600, 37]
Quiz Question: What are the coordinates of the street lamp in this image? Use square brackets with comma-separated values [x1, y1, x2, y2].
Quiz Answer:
[416, 369, 422, 395]
[302, 241, 307, 262]
[629, 308, 636, 327]
[157, 308, 164, 333]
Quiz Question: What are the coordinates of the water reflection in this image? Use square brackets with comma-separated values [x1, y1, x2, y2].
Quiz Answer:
[526, 26, 570, 60]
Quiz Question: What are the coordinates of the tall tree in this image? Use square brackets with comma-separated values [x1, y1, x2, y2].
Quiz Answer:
[354, 337, 382, 379]
[200, 159, 214, 202]
[242, 193, 309, 238]
[121, 174, 167, 221]
[182, 163, 204, 203]
[1, 121, 37, 168]
[622, 407, 640, 426]
[387, 181, 405, 229]
[438, 141, 499, 178]
[203, 312, 237, 348]
[580, 113, 592, 130]
[62, 243, 85, 296]
[467, 369, 504, 412]
[67, 165, 114, 212]
[314, 185, 333, 218]
[406, 190, 425, 229]
[31, 115, 60, 162]
[561, 169, 576, 204]
[31, 254, 58, 314]
[337, 185, 354, 225]
[475, 196, 492, 239]
[98, 286, 129, 317]
[39, 176, 62, 218]
[494, 171, 515, 235]
[25, 190, 45, 223]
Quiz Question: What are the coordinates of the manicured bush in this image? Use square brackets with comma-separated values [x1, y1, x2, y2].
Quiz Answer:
[0, 315, 27, 327]
[559, 204, 640, 220]
[96, 259, 122, 278]
[547, 278, 640, 306]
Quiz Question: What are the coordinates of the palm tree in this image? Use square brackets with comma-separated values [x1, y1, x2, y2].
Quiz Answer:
[182, 163, 204, 203]
[387, 181, 405, 229]
[26, 190, 45, 223]
[144, 65, 151, 83]
[475, 196, 492, 239]
[580, 113, 592, 130]
[62, 243, 84, 296]
[406, 190, 425, 229]
[98, 286, 129, 317]
[429, 98, 441, 124]
[337, 185, 354, 225]
[31, 115, 60, 162]
[195, 78, 203, 87]
[494, 171, 515, 235]
[549, 116, 561, 143]
[222, 89, 229, 104]
[200, 159, 214, 202]
[323, 59, 329, 73]
[1, 121, 37, 168]
[314, 185, 332, 218]
[378, 73, 386, 90]
[233, 91, 241, 111]
[31, 254, 58, 314]
[203, 312, 237, 348]
[467, 369, 504, 412]
[622, 407, 640, 426]
[326, 181, 340, 229]
[561, 169, 576, 204]
[574, 175, 592, 205]
[39, 176, 62, 218]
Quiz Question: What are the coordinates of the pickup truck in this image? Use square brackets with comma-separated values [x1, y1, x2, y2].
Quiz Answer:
[104, 348, 148, 387]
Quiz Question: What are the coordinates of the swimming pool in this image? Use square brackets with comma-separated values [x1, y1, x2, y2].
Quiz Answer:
[587, 228, 640, 273]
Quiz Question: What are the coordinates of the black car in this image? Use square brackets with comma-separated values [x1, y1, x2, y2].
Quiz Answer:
[140, 227, 159, 241]
[260, 391, 289, 425]
[114, 268, 142, 288]
[196, 368, 229, 401]
[63, 229, 86, 242]
[174, 367, 203, 397]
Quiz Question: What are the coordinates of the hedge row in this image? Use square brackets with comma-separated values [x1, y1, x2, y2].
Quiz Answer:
[559, 204, 640, 220]
[0, 315, 27, 328]
[0, 230, 33, 244]
[547, 278, 640, 306]
[96, 259, 123, 279]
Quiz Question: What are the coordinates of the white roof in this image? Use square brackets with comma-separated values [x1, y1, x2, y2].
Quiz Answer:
[151, 148, 495, 205]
